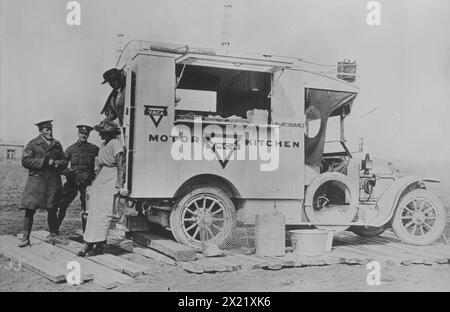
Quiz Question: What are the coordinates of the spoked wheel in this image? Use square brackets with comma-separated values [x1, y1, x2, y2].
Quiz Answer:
[170, 186, 236, 250]
[392, 189, 447, 245]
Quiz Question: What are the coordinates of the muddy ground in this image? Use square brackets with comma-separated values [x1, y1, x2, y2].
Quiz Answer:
[0, 159, 449, 292]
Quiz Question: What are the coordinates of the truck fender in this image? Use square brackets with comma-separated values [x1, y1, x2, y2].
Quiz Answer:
[370, 176, 440, 227]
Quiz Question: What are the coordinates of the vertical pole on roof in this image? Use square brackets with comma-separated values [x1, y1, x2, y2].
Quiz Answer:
[221, 1, 233, 48]
[116, 34, 125, 63]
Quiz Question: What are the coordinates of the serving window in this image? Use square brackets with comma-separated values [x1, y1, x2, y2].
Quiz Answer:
[175, 64, 272, 124]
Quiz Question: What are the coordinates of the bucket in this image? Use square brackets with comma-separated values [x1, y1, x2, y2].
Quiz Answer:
[289, 229, 333, 256]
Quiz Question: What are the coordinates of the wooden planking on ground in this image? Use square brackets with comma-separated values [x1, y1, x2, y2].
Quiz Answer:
[119, 240, 177, 266]
[333, 236, 410, 264]
[335, 233, 428, 264]
[11, 234, 95, 282]
[227, 252, 271, 269]
[206, 255, 242, 271]
[129, 232, 197, 262]
[352, 232, 450, 260]
[335, 241, 407, 265]
[330, 246, 372, 264]
[12, 238, 94, 282]
[178, 261, 205, 274]
[223, 254, 259, 270]
[288, 253, 341, 266]
[30, 232, 123, 288]
[189, 258, 216, 273]
[263, 255, 296, 268]
[31, 231, 133, 287]
[195, 254, 235, 272]
[33, 230, 149, 276]
[376, 231, 450, 256]
[337, 232, 446, 264]
[0, 236, 67, 283]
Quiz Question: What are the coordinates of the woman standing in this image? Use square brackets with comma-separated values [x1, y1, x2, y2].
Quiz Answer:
[77, 120, 127, 257]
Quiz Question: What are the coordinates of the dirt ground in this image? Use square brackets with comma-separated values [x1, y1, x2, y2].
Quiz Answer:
[1, 159, 449, 292]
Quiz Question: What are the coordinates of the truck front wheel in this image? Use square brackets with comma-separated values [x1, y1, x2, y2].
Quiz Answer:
[169, 186, 236, 250]
[392, 189, 447, 245]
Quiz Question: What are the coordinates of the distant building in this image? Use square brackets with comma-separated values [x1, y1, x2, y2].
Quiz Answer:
[0, 140, 24, 161]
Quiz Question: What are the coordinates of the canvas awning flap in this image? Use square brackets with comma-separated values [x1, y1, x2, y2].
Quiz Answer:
[305, 89, 357, 166]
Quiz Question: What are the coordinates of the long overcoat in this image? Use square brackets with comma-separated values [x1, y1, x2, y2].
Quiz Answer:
[19, 135, 68, 211]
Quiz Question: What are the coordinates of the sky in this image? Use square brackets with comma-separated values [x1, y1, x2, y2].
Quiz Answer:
[1, 0, 449, 161]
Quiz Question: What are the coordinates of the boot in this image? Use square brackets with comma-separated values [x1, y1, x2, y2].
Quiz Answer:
[86, 243, 104, 257]
[18, 211, 33, 247]
[18, 232, 30, 247]
[77, 243, 94, 257]
[81, 212, 87, 233]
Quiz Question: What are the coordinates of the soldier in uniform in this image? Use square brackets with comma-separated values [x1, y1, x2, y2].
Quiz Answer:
[19, 120, 68, 247]
[56, 125, 99, 233]
[100, 68, 126, 126]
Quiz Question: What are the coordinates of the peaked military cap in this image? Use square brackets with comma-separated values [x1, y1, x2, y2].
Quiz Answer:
[35, 120, 53, 130]
[76, 124, 94, 134]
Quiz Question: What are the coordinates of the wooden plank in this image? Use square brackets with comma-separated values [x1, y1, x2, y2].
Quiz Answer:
[130, 247, 177, 266]
[30, 234, 123, 288]
[31, 231, 132, 288]
[201, 255, 240, 271]
[98, 253, 151, 276]
[334, 237, 403, 261]
[256, 256, 284, 270]
[364, 233, 450, 260]
[338, 233, 442, 265]
[189, 259, 215, 273]
[33, 230, 144, 277]
[130, 232, 197, 262]
[14, 233, 95, 282]
[223, 255, 258, 270]
[0, 236, 67, 283]
[17, 241, 94, 282]
[178, 262, 204, 274]
[330, 246, 371, 265]
[264, 255, 295, 267]
[229, 253, 271, 269]
[286, 254, 327, 266]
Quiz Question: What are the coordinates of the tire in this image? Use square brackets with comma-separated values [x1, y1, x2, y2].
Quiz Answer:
[392, 189, 447, 245]
[169, 186, 236, 250]
[350, 226, 386, 238]
[304, 172, 358, 232]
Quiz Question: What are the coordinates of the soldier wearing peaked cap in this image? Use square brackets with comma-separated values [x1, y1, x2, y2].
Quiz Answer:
[57, 125, 99, 233]
[19, 120, 68, 247]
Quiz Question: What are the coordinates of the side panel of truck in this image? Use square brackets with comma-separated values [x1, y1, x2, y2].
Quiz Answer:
[130, 54, 304, 200]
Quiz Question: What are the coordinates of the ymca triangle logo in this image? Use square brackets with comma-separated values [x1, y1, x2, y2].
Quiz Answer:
[205, 133, 242, 169]
[144, 105, 168, 127]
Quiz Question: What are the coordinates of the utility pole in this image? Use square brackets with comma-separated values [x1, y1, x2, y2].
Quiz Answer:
[221, 1, 232, 47]
[116, 33, 125, 63]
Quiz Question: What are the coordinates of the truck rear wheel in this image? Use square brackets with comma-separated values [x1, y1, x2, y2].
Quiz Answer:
[392, 189, 447, 245]
[170, 186, 236, 250]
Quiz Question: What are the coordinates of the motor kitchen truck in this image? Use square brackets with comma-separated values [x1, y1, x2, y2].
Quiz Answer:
[117, 41, 447, 249]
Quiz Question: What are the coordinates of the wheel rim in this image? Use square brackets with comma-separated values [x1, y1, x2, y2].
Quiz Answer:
[180, 194, 231, 246]
[399, 197, 438, 237]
